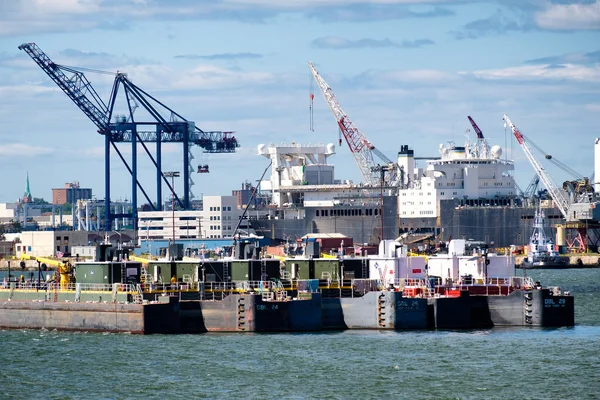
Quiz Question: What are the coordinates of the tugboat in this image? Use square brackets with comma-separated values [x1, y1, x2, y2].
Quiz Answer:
[521, 207, 568, 269]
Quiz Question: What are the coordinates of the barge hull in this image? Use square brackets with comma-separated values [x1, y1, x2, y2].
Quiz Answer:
[322, 291, 428, 330]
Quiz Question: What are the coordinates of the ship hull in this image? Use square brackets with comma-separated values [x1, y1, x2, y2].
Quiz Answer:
[252, 201, 566, 248]
[425, 288, 574, 328]
[321, 291, 428, 330]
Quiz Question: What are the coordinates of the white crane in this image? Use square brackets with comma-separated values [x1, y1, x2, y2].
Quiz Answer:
[503, 113, 571, 219]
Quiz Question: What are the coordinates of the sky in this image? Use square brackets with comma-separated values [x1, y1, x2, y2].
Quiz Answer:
[0, 0, 599, 206]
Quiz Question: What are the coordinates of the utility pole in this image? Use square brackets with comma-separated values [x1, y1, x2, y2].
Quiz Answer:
[164, 171, 180, 260]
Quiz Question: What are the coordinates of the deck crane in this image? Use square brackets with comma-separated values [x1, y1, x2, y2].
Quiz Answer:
[467, 116, 490, 158]
[308, 62, 399, 186]
[19, 43, 239, 231]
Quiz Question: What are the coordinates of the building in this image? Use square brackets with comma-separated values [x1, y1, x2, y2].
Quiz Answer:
[138, 210, 203, 241]
[15, 231, 91, 258]
[52, 182, 92, 205]
[0, 240, 14, 258]
[137, 195, 252, 241]
[232, 181, 258, 209]
[204, 195, 243, 238]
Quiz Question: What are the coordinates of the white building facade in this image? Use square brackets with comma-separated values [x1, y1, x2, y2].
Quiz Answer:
[15, 231, 90, 258]
[137, 195, 245, 241]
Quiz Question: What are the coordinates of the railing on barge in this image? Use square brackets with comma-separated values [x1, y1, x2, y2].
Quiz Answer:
[396, 276, 536, 298]
[2, 276, 539, 303]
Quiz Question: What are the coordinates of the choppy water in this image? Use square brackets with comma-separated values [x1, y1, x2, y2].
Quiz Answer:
[1, 269, 599, 400]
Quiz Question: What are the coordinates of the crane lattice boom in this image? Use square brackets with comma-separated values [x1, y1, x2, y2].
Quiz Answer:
[503, 114, 570, 219]
[19, 43, 110, 131]
[308, 62, 379, 185]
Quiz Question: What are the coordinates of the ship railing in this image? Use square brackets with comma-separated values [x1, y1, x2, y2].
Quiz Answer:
[53, 282, 136, 292]
[396, 278, 429, 288]
[411, 276, 527, 297]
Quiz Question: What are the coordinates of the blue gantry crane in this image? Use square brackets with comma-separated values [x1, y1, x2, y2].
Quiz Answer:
[19, 42, 239, 232]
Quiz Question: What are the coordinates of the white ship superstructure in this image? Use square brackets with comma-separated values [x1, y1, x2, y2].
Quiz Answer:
[256, 142, 399, 243]
[398, 138, 516, 220]
[251, 139, 545, 247]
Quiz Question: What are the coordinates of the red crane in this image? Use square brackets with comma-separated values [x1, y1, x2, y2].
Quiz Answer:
[308, 62, 398, 186]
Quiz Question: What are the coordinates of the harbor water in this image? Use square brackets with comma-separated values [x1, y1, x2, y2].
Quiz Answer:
[1, 269, 599, 399]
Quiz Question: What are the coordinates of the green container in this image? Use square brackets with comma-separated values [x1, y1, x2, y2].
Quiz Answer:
[148, 261, 200, 283]
[175, 262, 197, 283]
[148, 261, 175, 284]
[314, 259, 340, 280]
[230, 260, 249, 281]
[75, 262, 141, 284]
[286, 259, 311, 279]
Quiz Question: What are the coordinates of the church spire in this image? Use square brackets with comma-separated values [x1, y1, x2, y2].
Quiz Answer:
[23, 171, 32, 203]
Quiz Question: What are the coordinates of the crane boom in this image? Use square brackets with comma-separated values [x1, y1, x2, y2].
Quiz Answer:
[467, 116, 484, 139]
[308, 62, 380, 185]
[503, 114, 570, 219]
[18, 43, 110, 131]
[524, 174, 540, 198]
[20, 42, 241, 229]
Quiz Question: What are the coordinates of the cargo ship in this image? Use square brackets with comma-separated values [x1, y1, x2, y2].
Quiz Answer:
[250, 141, 564, 248]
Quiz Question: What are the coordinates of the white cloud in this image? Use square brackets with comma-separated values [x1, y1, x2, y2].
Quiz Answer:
[111, 63, 278, 93]
[0, 84, 59, 96]
[224, 0, 449, 6]
[0, 0, 455, 36]
[379, 69, 457, 84]
[0, 143, 55, 157]
[465, 64, 600, 83]
[534, 0, 600, 30]
[585, 103, 600, 112]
